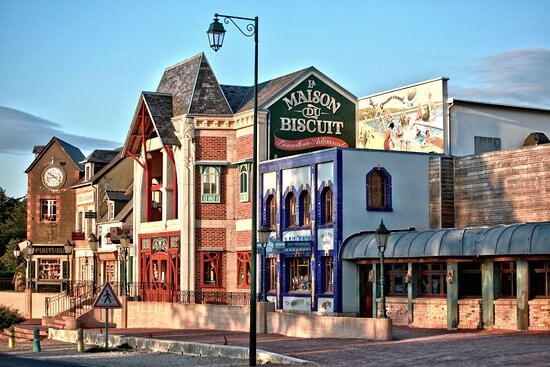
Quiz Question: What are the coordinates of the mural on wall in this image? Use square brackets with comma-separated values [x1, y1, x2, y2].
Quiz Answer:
[268, 74, 356, 159]
[357, 78, 447, 153]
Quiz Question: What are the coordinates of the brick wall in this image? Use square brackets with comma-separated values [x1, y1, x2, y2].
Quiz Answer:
[195, 136, 227, 161]
[528, 299, 550, 331]
[236, 134, 252, 161]
[412, 298, 447, 328]
[195, 228, 226, 248]
[458, 299, 482, 329]
[384, 297, 408, 326]
[494, 299, 517, 330]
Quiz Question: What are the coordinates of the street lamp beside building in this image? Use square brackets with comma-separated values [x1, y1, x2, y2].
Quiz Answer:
[14, 241, 33, 317]
[118, 232, 131, 297]
[207, 12, 260, 366]
[88, 233, 99, 294]
[64, 240, 73, 294]
[374, 219, 390, 318]
[257, 226, 271, 302]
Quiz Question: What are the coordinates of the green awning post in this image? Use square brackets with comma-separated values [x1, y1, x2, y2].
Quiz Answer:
[481, 261, 497, 328]
[446, 262, 458, 330]
[516, 259, 529, 330]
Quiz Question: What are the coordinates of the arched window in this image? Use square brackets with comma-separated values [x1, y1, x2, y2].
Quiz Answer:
[299, 191, 311, 227]
[366, 167, 392, 211]
[267, 194, 277, 230]
[286, 192, 297, 228]
[239, 164, 249, 202]
[321, 187, 333, 225]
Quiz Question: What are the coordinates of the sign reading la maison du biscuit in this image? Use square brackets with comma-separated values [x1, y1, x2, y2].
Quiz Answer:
[268, 75, 356, 159]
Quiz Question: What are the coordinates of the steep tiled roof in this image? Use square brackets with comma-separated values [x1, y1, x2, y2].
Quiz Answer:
[157, 53, 232, 116]
[220, 85, 251, 113]
[143, 92, 179, 146]
[234, 67, 311, 113]
[25, 136, 85, 173]
[82, 149, 120, 164]
[105, 191, 131, 202]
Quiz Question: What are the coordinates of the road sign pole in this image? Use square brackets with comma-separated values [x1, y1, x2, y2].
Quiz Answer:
[105, 309, 109, 349]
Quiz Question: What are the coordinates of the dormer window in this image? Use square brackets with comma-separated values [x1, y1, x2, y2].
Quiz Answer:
[108, 201, 115, 221]
[85, 163, 94, 180]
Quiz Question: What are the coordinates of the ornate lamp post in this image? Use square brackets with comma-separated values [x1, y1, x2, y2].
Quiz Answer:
[208, 12, 260, 366]
[374, 219, 390, 318]
[16, 241, 33, 317]
[257, 226, 271, 302]
[64, 240, 73, 294]
[118, 232, 131, 297]
[88, 233, 99, 294]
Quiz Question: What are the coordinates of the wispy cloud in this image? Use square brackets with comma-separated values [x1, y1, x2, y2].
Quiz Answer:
[0, 106, 121, 155]
[450, 48, 550, 108]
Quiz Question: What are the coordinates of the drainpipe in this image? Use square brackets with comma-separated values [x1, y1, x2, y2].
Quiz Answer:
[446, 98, 454, 156]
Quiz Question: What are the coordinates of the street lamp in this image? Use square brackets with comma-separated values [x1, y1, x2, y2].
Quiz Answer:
[208, 12, 259, 366]
[257, 225, 271, 302]
[64, 240, 73, 294]
[88, 233, 99, 294]
[374, 219, 390, 318]
[118, 232, 131, 297]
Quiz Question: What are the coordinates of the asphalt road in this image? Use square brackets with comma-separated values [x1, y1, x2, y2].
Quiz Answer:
[0, 352, 100, 367]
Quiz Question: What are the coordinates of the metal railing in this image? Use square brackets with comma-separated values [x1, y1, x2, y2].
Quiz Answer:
[45, 281, 95, 317]
[125, 282, 252, 306]
[45, 281, 254, 317]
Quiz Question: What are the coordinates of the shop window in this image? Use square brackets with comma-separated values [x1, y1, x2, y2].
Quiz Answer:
[420, 263, 446, 296]
[320, 187, 333, 225]
[299, 191, 311, 227]
[201, 166, 220, 203]
[366, 167, 392, 211]
[266, 194, 277, 230]
[237, 252, 251, 288]
[324, 256, 333, 293]
[38, 259, 61, 280]
[532, 261, 550, 298]
[285, 192, 297, 228]
[459, 263, 481, 297]
[269, 258, 277, 292]
[500, 262, 516, 298]
[239, 164, 250, 202]
[41, 199, 57, 221]
[201, 252, 221, 287]
[289, 257, 310, 292]
[386, 264, 407, 296]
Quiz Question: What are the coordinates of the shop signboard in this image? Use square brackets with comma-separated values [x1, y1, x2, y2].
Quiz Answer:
[268, 74, 356, 159]
[357, 78, 447, 154]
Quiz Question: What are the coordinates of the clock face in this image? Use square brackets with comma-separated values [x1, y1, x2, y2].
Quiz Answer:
[42, 166, 66, 189]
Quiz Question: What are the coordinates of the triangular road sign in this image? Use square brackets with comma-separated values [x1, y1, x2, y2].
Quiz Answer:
[92, 283, 122, 309]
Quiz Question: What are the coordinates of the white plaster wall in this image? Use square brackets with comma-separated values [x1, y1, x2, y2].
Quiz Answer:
[341, 149, 431, 239]
[450, 102, 550, 157]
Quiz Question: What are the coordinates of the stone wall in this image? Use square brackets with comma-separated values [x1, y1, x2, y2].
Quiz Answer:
[385, 297, 408, 326]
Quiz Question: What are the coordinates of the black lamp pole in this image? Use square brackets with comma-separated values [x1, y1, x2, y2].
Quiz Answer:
[208, 13, 259, 366]
[375, 219, 390, 318]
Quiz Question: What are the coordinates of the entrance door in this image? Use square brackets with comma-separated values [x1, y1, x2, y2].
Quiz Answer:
[359, 264, 373, 317]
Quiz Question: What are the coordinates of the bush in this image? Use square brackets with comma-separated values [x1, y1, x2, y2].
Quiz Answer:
[0, 305, 25, 328]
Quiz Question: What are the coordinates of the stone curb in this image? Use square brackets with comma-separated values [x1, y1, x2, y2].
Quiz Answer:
[48, 329, 315, 365]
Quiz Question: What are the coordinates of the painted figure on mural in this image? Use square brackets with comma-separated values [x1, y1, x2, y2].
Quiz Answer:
[384, 122, 395, 150]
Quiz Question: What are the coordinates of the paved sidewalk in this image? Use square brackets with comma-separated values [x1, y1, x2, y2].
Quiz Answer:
[99, 326, 550, 366]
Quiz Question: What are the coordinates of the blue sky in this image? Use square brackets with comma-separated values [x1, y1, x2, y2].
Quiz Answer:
[1, 0, 549, 198]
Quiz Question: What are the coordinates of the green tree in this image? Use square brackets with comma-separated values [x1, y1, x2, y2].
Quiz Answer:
[0, 187, 27, 270]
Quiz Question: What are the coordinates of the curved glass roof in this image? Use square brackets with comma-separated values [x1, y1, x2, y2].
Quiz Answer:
[340, 222, 550, 260]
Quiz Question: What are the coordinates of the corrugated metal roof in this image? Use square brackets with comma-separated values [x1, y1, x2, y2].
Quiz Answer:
[340, 222, 550, 260]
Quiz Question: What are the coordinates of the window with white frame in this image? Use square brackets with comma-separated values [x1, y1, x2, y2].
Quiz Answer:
[41, 200, 57, 221]
[201, 166, 221, 203]
[239, 164, 250, 202]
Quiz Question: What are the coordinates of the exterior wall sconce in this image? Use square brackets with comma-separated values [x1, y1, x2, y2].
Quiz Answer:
[446, 269, 455, 284]
[368, 269, 375, 283]
[405, 269, 413, 283]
